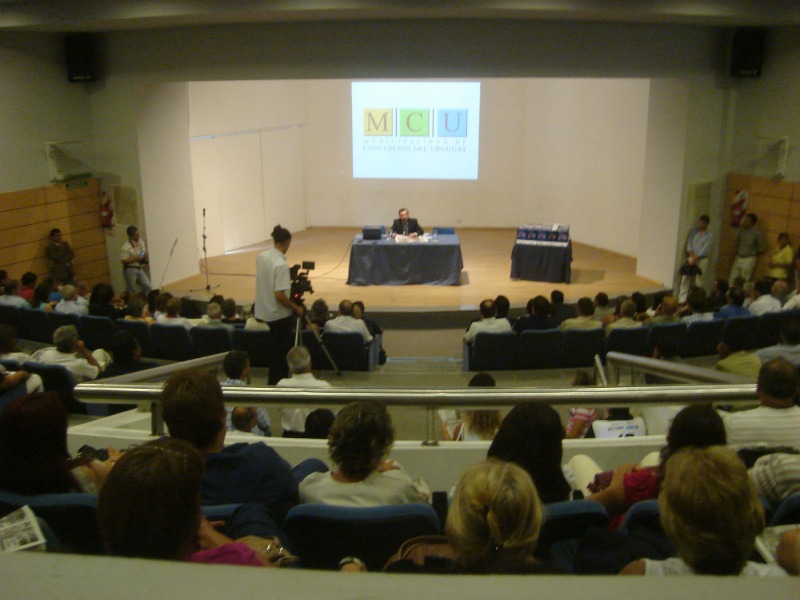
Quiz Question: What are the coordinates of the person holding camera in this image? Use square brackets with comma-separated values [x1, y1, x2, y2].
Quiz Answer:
[120, 225, 152, 294]
[255, 225, 304, 385]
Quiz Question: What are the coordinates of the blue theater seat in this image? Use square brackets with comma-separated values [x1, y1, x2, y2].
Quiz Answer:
[514, 329, 562, 369]
[468, 331, 517, 371]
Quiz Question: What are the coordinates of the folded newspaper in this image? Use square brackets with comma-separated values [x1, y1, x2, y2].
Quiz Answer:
[0, 506, 47, 552]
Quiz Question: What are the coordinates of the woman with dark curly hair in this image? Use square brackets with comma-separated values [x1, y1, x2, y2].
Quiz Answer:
[299, 401, 425, 506]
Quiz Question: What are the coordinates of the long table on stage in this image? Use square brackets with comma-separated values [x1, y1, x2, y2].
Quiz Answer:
[348, 234, 464, 286]
[510, 240, 572, 283]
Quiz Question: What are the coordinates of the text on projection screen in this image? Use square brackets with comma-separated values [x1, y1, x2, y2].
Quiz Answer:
[352, 82, 481, 180]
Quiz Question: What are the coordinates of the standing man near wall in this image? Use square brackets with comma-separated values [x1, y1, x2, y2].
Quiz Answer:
[46, 228, 75, 284]
[120, 225, 152, 294]
[677, 215, 712, 302]
[729, 213, 765, 285]
[255, 225, 304, 385]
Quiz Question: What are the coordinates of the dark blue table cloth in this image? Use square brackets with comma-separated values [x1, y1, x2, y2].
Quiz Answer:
[348, 234, 463, 286]
[510, 240, 572, 283]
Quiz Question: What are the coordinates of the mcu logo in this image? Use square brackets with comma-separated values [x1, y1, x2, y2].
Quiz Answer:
[363, 109, 468, 137]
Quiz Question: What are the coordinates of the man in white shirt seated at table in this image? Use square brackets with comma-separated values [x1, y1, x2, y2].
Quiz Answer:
[324, 300, 373, 344]
[277, 345, 332, 438]
[464, 299, 512, 344]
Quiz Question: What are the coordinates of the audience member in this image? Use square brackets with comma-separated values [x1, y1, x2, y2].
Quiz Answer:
[303, 409, 336, 439]
[723, 358, 800, 449]
[549, 289, 573, 324]
[98, 438, 290, 567]
[605, 300, 643, 336]
[0, 392, 118, 494]
[35, 325, 108, 381]
[677, 215, 712, 303]
[198, 302, 232, 329]
[54, 284, 88, 316]
[353, 300, 384, 337]
[709, 279, 730, 312]
[715, 287, 750, 319]
[748, 278, 781, 316]
[621, 446, 785, 576]
[565, 371, 598, 439]
[299, 401, 425, 506]
[487, 403, 573, 504]
[156, 297, 193, 330]
[100, 331, 158, 379]
[0, 324, 31, 364]
[124, 296, 154, 324]
[464, 299, 512, 342]
[386, 460, 548, 575]
[277, 345, 331, 438]
[308, 299, 330, 329]
[161, 369, 313, 523]
[0, 281, 30, 309]
[678, 288, 713, 323]
[772, 279, 790, 307]
[222, 350, 271, 437]
[88, 283, 126, 319]
[75, 280, 91, 307]
[325, 299, 373, 343]
[17, 272, 37, 303]
[152, 291, 173, 320]
[631, 292, 649, 322]
[442, 372, 502, 441]
[777, 529, 800, 575]
[749, 452, 800, 508]
[493, 295, 514, 327]
[647, 295, 679, 325]
[579, 404, 726, 520]
[756, 320, 800, 366]
[514, 296, 557, 332]
[559, 297, 602, 331]
[0, 362, 42, 396]
[715, 329, 761, 379]
[220, 298, 245, 325]
[593, 292, 614, 322]
[645, 292, 665, 318]
[30, 282, 55, 311]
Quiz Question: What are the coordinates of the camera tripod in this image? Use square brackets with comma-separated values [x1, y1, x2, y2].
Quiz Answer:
[294, 308, 340, 375]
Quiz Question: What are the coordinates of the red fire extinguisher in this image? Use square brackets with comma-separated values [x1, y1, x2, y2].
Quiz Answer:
[100, 191, 114, 229]
[731, 189, 748, 227]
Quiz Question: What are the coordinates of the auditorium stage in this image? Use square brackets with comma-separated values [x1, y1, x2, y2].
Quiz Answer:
[163, 227, 664, 313]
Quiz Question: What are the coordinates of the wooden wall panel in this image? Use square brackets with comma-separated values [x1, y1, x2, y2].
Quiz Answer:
[0, 179, 109, 289]
[717, 173, 799, 282]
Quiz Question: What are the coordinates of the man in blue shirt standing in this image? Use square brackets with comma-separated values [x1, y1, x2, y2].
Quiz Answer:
[678, 215, 713, 302]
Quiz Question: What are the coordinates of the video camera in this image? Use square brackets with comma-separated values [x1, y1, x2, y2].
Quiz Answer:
[290, 261, 315, 303]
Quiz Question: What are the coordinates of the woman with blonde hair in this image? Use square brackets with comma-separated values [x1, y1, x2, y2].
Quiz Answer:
[621, 446, 787, 576]
[385, 460, 549, 574]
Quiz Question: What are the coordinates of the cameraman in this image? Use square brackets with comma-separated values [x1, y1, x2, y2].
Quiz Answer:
[255, 225, 304, 385]
[120, 225, 151, 294]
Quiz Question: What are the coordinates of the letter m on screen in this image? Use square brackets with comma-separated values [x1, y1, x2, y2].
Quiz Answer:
[364, 109, 393, 136]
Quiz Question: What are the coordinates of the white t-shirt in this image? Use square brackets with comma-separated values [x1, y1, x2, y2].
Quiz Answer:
[35, 348, 99, 382]
[724, 405, 800, 450]
[324, 315, 373, 343]
[276, 372, 332, 432]
[254, 248, 291, 323]
[299, 469, 423, 507]
[464, 317, 513, 343]
[643, 557, 786, 577]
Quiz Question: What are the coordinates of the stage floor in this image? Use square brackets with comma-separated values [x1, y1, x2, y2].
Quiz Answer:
[164, 227, 664, 312]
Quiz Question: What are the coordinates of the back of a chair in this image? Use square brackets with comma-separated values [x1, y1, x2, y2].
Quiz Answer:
[302, 329, 333, 370]
[284, 503, 440, 571]
[0, 490, 102, 554]
[47, 311, 81, 335]
[514, 329, 562, 369]
[150, 323, 197, 361]
[115, 319, 156, 358]
[18, 308, 52, 343]
[769, 493, 800, 526]
[79, 315, 117, 351]
[321, 331, 372, 371]
[190, 326, 233, 357]
[22, 361, 84, 414]
[469, 331, 517, 371]
[0, 304, 20, 329]
[537, 500, 610, 557]
[722, 316, 760, 350]
[232, 328, 273, 368]
[646, 322, 688, 355]
[617, 499, 664, 536]
[605, 327, 648, 358]
[560, 328, 605, 368]
[431, 227, 455, 235]
[681, 319, 724, 357]
[0, 358, 22, 371]
[757, 311, 797, 349]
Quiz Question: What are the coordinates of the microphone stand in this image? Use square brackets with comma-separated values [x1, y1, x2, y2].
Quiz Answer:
[190, 207, 220, 294]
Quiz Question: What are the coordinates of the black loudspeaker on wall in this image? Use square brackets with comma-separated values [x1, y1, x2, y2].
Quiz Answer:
[729, 28, 766, 78]
[65, 33, 98, 83]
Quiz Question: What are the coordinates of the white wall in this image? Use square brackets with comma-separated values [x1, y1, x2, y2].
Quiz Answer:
[637, 80, 690, 284]
[136, 83, 199, 286]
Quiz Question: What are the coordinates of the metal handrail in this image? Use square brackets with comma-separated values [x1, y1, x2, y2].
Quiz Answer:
[605, 351, 754, 384]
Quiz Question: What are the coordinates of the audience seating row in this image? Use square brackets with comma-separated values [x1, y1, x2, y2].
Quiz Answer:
[464, 311, 800, 371]
[0, 305, 380, 372]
